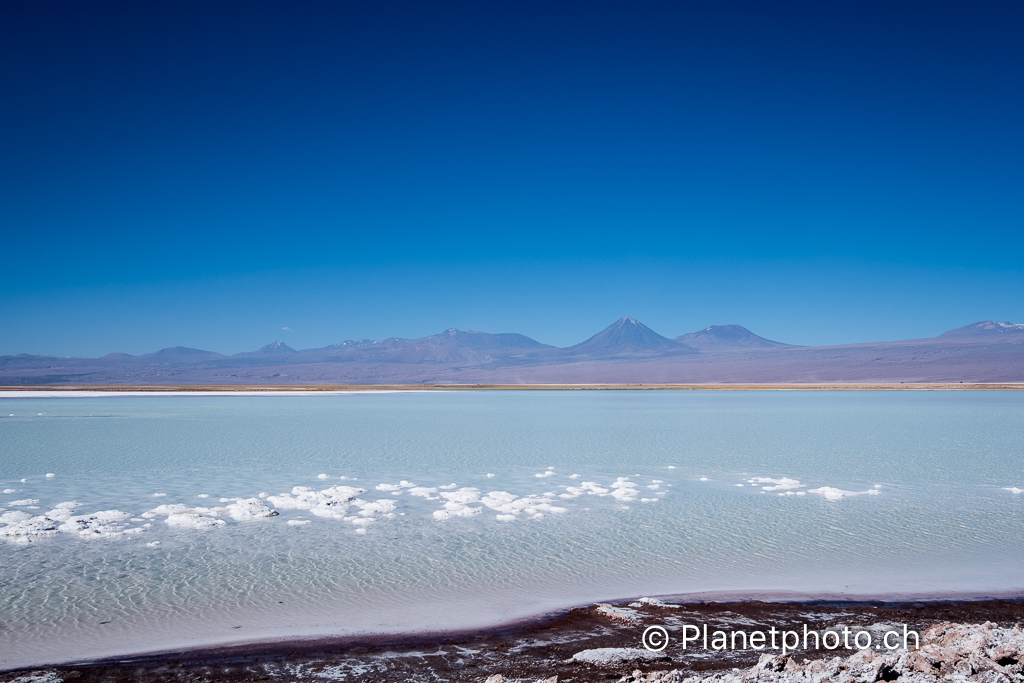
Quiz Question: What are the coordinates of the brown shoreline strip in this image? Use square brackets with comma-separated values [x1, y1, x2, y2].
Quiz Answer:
[2, 382, 1024, 392]
[6, 598, 1024, 682]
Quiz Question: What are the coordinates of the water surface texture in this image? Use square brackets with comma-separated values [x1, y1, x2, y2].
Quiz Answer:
[2, 391, 1023, 669]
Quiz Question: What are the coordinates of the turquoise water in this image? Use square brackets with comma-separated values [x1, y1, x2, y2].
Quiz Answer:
[1, 390, 1023, 669]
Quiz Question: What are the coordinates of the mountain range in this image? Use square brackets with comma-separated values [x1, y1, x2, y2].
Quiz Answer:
[1, 318, 1022, 385]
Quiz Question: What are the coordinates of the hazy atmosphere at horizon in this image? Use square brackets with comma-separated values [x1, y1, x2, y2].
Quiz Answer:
[1, 1, 1022, 356]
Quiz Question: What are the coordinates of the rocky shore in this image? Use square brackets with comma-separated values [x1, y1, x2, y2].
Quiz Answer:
[3, 599, 1023, 683]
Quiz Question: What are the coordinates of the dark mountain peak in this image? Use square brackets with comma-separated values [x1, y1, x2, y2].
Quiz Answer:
[565, 317, 697, 356]
[676, 324, 795, 350]
[939, 321, 1024, 338]
[258, 341, 297, 354]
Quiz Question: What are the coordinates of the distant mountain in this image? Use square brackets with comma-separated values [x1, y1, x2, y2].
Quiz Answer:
[676, 324, 795, 350]
[559, 317, 697, 358]
[235, 341, 297, 357]
[137, 346, 227, 362]
[413, 328, 553, 350]
[938, 321, 1024, 338]
[1, 318, 1021, 385]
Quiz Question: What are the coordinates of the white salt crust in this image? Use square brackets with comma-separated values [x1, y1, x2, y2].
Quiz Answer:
[0, 471, 878, 546]
[809, 486, 882, 501]
[570, 648, 661, 665]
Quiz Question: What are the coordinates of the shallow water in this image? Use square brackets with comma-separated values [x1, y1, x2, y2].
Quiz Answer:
[1, 390, 1023, 669]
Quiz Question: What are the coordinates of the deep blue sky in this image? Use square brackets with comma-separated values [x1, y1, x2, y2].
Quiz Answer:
[1, 1, 1021, 355]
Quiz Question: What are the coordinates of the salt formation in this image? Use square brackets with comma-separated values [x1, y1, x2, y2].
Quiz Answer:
[0, 515, 60, 540]
[478, 490, 568, 521]
[610, 478, 640, 502]
[0, 511, 32, 523]
[433, 487, 483, 519]
[224, 498, 278, 520]
[612, 621, 1024, 683]
[59, 510, 136, 538]
[629, 597, 680, 608]
[43, 502, 79, 522]
[748, 477, 804, 492]
[165, 513, 224, 529]
[267, 485, 366, 519]
[808, 486, 881, 501]
[571, 648, 663, 665]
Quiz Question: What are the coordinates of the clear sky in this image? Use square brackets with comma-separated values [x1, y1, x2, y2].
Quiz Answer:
[1, 1, 1021, 356]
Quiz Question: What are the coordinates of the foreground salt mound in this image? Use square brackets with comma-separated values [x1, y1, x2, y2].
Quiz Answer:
[59, 510, 135, 538]
[0, 515, 60, 539]
[225, 498, 278, 520]
[612, 622, 1024, 682]
[166, 513, 226, 529]
[268, 485, 365, 519]
[0, 510, 33, 524]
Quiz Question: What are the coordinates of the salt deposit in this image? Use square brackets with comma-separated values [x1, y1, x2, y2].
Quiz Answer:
[267, 485, 366, 519]
[478, 491, 567, 520]
[809, 486, 882, 501]
[59, 510, 134, 538]
[614, 621, 1024, 683]
[1005, 487, 1023, 494]
[225, 498, 278, 520]
[348, 517, 375, 526]
[165, 513, 225, 530]
[0, 516, 60, 540]
[0, 511, 33, 523]
[748, 477, 804, 492]
[630, 597, 680, 608]
[610, 478, 639, 502]
[571, 648, 660, 665]
[352, 499, 396, 517]
[9, 499, 40, 506]
[43, 503, 79, 521]
[287, 520, 311, 526]
[45, 473, 55, 478]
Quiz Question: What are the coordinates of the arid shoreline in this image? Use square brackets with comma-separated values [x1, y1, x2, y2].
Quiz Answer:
[4, 597, 1024, 682]
[2, 382, 1024, 392]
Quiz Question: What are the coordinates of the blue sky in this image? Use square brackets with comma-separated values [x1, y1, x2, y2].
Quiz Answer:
[1, 1, 1021, 355]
